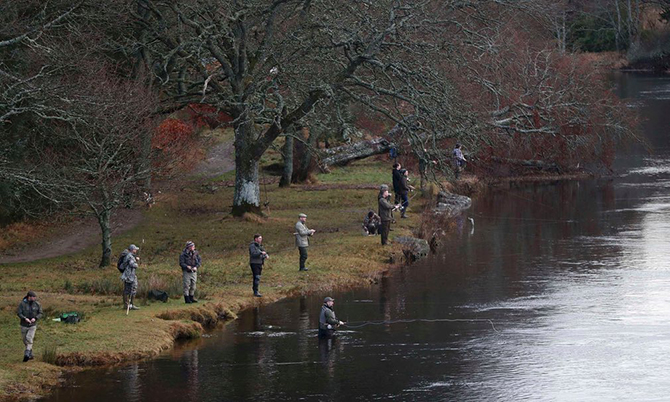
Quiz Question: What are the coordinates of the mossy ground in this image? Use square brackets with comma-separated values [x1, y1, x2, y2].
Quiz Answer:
[0, 157, 424, 401]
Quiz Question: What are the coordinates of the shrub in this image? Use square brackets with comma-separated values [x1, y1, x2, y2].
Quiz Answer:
[42, 343, 58, 365]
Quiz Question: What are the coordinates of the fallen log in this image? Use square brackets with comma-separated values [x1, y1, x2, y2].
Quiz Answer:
[319, 137, 392, 171]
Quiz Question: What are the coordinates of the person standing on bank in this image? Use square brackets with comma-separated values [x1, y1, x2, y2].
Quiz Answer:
[179, 241, 201, 304]
[249, 234, 269, 297]
[392, 162, 403, 204]
[17, 291, 42, 362]
[398, 169, 414, 218]
[378, 185, 400, 246]
[295, 213, 315, 271]
[452, 143, 467, 179]
[120, 244, 140, 311]
[319, 297, 344, 338]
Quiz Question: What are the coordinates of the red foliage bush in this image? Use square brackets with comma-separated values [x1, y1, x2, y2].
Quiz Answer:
[152, 118, 202, 175]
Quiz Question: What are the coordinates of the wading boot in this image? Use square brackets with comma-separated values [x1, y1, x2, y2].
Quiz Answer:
[184, 295, 191, 304]
[23, 351, 29, 362]
[190, 296, 198, 303]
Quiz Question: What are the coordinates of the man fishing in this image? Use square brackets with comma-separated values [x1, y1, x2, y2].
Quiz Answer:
[179, 241, 201, 303]
[378, 185, 401, 245]
[319, 297, 344, 338]
[249, 233, 269, 297]
[295, 213, 315, 271]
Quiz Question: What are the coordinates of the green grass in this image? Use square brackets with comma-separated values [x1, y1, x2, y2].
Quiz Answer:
[0, 157, 423, 400]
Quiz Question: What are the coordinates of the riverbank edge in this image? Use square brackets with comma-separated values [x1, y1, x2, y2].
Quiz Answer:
[0, 169, 591, 402]
[0, 205, 429, 400]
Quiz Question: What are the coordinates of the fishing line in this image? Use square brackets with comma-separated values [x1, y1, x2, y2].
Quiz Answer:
[343, 318, 499, 333]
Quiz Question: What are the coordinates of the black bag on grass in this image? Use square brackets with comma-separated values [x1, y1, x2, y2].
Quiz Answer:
[148, 289, 169, 303]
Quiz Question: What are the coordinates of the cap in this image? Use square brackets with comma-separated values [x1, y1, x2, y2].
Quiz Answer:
[129, 244, 139, 251]
[324, 296, 334, 303]
[185, 241, 195, 248]
[379, 184, 389, 191]
[298, 213, 307, 218]
[26, 291, 37, 298]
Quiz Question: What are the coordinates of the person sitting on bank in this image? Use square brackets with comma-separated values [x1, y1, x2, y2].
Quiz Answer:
[17, 291, 42, 362]
[120, 244, 140, 311]
[319, 297, 344, 338]
[249, 233, 269, 297]
[363, 210, 381, 235]
[179, 241, 201, 304]
[295, 213, 316, 271]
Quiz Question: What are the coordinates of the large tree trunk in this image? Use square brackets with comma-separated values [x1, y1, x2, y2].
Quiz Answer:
[279, 134, 293, 188]
[97, 209, 112, 268]
[293, 127, 318, 183]
[232, 122, 262, 216]
[319, 137, 392, 171]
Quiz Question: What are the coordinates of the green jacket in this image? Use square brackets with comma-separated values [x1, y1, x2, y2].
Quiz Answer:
[319, 304, 340, 330]
[378, 196, 395, 222]
[17, 299, 43, 327]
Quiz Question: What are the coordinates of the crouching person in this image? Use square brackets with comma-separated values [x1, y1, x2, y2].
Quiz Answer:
[363, 211, 381, 235]
[17, 291, 42, 362]
[180, 241, 201, 303]
[120, 244, 140, 311]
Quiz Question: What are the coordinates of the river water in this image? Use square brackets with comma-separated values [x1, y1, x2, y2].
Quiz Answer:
[44, 73, 670, 402]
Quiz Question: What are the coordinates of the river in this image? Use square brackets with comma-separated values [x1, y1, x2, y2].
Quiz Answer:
[44, 73, 670, 402]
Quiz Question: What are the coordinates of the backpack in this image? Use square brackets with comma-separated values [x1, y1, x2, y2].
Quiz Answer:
[117, 251, 128, 273]
[60, 312, 80, 324]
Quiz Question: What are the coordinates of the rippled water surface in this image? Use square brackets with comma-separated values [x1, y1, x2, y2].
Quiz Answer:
[45, 73, 670, 401]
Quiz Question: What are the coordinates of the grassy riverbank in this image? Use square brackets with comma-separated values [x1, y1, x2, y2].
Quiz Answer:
[0, 157, 425, 401]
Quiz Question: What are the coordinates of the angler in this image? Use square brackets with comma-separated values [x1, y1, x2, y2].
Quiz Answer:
[179, 241, 201, 304]
[319, 297, 344, 338]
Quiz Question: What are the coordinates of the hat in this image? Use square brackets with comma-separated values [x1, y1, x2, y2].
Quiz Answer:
[379, 184, 389, 191]
[298, 213, 307, 218]
[185, 241, 195, 248]
[129, 244, 139, 251]
[324, 296, 334, 303]
[26, 291, 37, 298]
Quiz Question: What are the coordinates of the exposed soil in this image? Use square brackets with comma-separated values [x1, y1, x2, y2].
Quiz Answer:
[192, 138, 236, 178]
[0, 209, 143, 264]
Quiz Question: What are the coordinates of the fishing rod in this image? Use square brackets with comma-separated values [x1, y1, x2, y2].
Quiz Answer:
[342, 317, 499, 333]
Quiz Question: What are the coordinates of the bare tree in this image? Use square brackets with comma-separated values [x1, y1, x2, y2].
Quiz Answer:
[132, 0, 487, 215]
[7, 71, 156, 267]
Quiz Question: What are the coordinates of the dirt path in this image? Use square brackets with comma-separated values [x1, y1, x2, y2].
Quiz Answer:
[0, 209, 144, 264]
[0, 137, 236, 265]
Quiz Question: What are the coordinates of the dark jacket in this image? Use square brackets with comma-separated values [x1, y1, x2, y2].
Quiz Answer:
[179, 248, 201, 273]
[392, 169, 403, 193]
[17, 298, 43, 327]
[397, 172, 410, 195]
[363, 213, 381, 228]
[249, 241, 267, 265]
[319, 304, 340, 330]
[379, 195, 395, 222]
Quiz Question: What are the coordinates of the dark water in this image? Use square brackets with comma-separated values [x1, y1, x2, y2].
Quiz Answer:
[45, 73, 670, 402]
